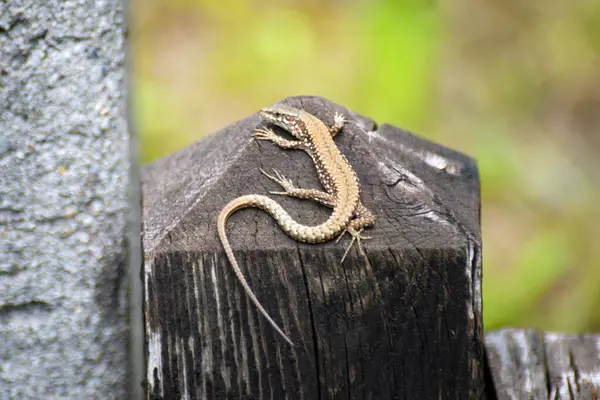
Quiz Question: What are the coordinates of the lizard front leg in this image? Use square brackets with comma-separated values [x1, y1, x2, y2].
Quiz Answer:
[254, 127, 305, 149]
[329, 112, 347, 137]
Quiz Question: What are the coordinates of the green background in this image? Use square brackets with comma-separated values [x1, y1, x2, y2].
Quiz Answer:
[133, 0, 600, 332]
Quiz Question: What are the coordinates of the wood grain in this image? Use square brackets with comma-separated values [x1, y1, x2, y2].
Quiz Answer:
[485, 329, 600, 399]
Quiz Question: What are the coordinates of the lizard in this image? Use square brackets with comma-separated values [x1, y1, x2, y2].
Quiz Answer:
[217, 104, 375, 347]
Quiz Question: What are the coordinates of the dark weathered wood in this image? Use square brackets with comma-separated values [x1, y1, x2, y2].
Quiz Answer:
[0, 0, 139, 398]
[485, 329, 600, 399]
[142, 96, 483, 399]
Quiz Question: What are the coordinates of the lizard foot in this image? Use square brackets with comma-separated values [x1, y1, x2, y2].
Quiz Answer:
[334, 112, 347, 127]
[260, 168, 296, 195]
[253, 127, 279, 142]
[338, 228, 371, 263]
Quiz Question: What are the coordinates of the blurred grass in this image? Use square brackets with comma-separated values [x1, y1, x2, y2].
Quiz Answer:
[133, 0, 600, 333]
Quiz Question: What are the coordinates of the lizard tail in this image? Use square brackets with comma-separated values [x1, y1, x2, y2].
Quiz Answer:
[217, 195, 295, 347]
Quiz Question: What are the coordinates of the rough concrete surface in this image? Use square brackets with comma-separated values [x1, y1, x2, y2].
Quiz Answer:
[0, 1, 132, 398]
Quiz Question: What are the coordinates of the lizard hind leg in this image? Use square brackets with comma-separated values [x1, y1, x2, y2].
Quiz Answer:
[259, 168, 296, 194]
[260, 168, 336, 208]
[339, 226, 372, 263]
[337, 203, 375, 263]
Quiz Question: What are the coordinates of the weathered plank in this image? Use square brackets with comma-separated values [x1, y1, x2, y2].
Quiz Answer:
[485, 329, 600, 399]
[0, 1, 140, 398]
[142, 96, 483, 399]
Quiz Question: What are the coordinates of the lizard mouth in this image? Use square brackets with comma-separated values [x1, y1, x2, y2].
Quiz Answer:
[258, 107, 282, 123]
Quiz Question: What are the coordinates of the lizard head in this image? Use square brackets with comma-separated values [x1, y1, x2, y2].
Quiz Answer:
[259, 105, 307, 140]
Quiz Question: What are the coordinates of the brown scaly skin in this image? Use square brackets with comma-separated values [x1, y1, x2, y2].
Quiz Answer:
[217, 105, 375, 346]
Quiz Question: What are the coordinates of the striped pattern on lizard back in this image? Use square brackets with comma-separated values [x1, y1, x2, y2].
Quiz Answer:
[278, 108, 361, 242]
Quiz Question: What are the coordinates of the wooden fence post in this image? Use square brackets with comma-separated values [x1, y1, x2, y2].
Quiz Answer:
[142, 96, 484, 398]
[0, 1, 142, 398]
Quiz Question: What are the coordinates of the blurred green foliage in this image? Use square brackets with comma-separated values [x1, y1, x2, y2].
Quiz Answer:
[133, 0, 600, 332]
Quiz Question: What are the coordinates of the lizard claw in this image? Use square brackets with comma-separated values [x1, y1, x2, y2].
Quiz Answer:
[259, 168, 274, 180]
[335, 230, 346, 244]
